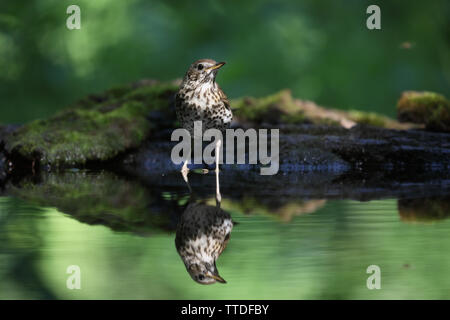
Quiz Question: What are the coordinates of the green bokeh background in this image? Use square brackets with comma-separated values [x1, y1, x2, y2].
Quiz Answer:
[0, 0, 449, 123]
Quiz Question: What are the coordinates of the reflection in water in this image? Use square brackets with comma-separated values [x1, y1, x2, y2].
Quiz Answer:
[2, 171, 450, 297]
[398, 197, 450, 223]
[6, 171, 177, 234]
[223, 198, 326, 222]
[175, 163, 234, 284]
[175, 200, 233, 284]
[275, 199, 326, 222]
[3, 166, 450, 295]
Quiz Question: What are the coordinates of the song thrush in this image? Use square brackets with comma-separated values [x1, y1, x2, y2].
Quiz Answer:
[175, 59, 232, 198]
[175, 59, 232, 135]
[175, 201, 234, 284]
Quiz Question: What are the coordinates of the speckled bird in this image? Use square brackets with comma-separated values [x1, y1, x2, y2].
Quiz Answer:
[175, 202, 234, 284]
[175, 59, 232, 135]
[175, 59, 233, 185]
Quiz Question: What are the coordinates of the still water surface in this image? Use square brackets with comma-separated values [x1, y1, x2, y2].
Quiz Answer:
[0, 172, 449, 299]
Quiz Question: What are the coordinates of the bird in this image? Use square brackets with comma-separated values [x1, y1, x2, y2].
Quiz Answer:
[175, 200, 234, 284]
[176, 59, 232, 136]
[175, 59, 232, 199]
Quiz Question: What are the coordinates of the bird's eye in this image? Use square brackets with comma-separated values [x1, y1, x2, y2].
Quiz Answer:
[197, 64, 204, 70]
[198, 275, 205, 280]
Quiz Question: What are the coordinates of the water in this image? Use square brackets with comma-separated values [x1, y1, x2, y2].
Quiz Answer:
[1, 170, 449, 299]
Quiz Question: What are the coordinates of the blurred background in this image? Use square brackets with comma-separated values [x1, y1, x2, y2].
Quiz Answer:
[0, 0, 449, 124]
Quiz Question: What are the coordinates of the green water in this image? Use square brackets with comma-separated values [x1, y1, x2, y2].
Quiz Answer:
[1, 193, 449, 299]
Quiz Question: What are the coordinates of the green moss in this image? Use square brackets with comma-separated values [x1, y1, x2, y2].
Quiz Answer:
[231, 90, 394, 128]
[348, 110, 387, 127]
[427, 102, 450, 132]
[280, 112, 306, 124]
[232, 90, 305, 124]
[311, 117, 342, 126]
[5, 81, 178, 166]
[397, 91, 450, 132]
[122, 82, 177, 108]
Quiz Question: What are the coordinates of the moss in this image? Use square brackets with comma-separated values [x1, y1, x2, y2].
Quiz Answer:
[280, 112, 307, 124]
[427, 102, 450, 132]
[232, 90, 306, 124]
[348, 110, 387, 127]
[231, 90, 407, 129]
[5, 80, 178, 166]
[6, 80, 439, 169]
[397, 91, 450, 132]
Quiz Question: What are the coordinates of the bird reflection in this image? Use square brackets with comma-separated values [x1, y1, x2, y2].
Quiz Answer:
[175, 166, 234, 284]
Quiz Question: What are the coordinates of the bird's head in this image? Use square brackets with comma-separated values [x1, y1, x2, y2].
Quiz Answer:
[182, 59, 226, 87]
[186, 261, 226, 285]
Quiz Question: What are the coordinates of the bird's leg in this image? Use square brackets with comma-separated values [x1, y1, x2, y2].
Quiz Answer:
[181, 159, 189, 180]
[181, 147, 192, 193]
[215, 139, 222, 207]
[181, 159, 192, 193]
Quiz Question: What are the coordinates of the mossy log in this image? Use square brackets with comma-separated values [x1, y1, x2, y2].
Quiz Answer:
[397, 91, 450, 132]
[232, 89, 417, 130]
[4, 80, 179, 168]
[0, 80, 449, 173]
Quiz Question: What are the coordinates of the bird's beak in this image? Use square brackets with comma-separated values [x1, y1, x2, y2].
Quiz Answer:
[207, 273, 227, 284]
[207, 62, 226, 71]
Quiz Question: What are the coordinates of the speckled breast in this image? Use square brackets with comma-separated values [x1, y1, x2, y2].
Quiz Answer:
[175, 93, 232, 136]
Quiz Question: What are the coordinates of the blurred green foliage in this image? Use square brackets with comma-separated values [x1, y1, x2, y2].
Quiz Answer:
[0, 0, 449, 123]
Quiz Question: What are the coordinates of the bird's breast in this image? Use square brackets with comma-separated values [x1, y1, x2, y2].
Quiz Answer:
[185, 84, 221, 108]
[176, 217, 234, 261]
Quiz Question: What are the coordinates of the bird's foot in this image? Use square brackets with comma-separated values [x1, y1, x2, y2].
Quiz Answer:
[190, 168, 209, 174]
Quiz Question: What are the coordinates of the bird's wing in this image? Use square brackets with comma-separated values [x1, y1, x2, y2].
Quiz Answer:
[175, 93, 182, 108]
[218, 86, 231, 111]
[222, 96, 231, 111]
[174, 93, 183, 121]
[218, 233, 231, 255]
